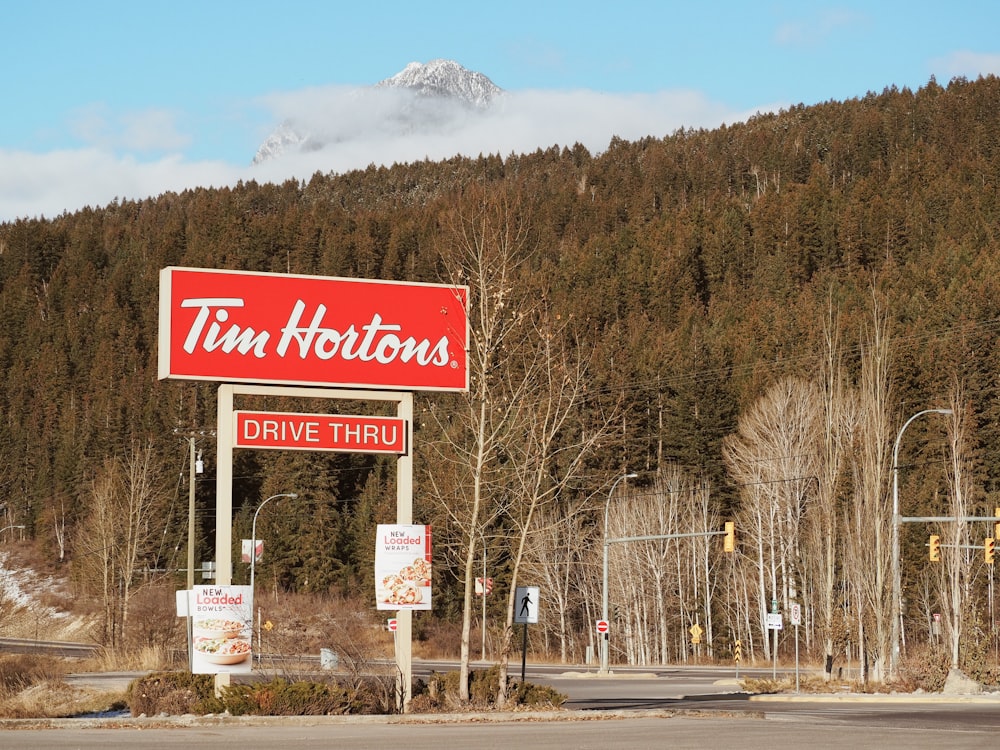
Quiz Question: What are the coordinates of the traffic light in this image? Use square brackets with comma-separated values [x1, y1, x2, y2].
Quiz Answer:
[986, 538, 995, 565]
[994, 507, 1000, 542]
[723, 521, 735, 553]
[929, 534, 941, 562]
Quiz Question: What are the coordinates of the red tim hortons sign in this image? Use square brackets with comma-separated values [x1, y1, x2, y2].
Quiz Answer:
[158, 267, 469, 391]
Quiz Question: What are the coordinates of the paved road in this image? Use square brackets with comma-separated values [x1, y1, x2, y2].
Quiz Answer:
[1, 713, 996, 749]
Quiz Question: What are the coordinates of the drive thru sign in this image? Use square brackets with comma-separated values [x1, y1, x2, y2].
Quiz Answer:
[235, 410, 407, 454]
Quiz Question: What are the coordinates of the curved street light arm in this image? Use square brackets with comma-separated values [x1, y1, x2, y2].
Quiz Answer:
[601, 472, 638, 675]
[250, 493, 299, 591]
[890, 408, 952, 678]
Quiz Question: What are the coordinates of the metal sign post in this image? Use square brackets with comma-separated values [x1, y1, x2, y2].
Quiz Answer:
[791, 603, 802, 691]
[514, 586, 539, 683]
[766, 609, 783, 679]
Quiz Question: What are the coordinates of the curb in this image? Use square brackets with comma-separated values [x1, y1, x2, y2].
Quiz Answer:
[0, 707, 760, 731]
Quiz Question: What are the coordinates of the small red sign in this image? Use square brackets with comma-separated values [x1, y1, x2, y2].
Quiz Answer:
[159, 267, 469, 391]
[235, 411, 407, 454]
[387, 618, 398, 632]
[596, 619, 609, 634]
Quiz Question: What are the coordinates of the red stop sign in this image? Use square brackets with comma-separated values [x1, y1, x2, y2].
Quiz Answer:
[596, 619, 609, 633]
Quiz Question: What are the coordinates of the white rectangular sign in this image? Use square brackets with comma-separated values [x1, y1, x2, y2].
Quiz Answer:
[375, 524, 432, 611]
[241, 539, 263, 564]
[766, 613, 784, 631]
[189, 585, 253, 675]
[514, 586, 539, 624]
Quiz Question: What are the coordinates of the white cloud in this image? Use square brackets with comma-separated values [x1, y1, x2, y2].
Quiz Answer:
[0, 148, 240, 221]
[773, 8, 868, 47]
[0, 87, 764, 223]
[929, 51, 1000, 79]
[69, 104, 190, 153]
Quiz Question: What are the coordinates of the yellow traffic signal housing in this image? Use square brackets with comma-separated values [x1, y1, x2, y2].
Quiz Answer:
[929, 534, 941, 562]
[986, 537, 996, 565]
[723, 521, 735, 553]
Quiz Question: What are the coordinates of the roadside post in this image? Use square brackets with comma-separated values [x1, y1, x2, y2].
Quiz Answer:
[513, 586, 539, 682]
[689, 622, 703, 659]
[790, 603, 802, 691]
[766, 599, 782, 679]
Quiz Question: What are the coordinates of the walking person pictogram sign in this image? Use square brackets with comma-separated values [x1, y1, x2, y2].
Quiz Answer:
[514, 586, 539, 624]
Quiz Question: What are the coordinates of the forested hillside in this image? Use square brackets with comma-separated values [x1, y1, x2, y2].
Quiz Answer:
[3, 75, 1000, 681]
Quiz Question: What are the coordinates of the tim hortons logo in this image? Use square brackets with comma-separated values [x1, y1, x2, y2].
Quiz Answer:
[159, 267, 469, 391]
[181, 298, 451, 366]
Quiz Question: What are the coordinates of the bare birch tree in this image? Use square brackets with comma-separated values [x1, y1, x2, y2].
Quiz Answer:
[74, 441, 169, 648]
[492, 316, 614, 706]
[807, 302, 857, 679]
[723, 376, 822, 657]
[426, 184, 617, 703]
[849, 288, 894, 683]
[522, 505, 596, 663]
[424, 184, 535, 702]
[601, 467, 714, 666]
[937, 382, 973, 669]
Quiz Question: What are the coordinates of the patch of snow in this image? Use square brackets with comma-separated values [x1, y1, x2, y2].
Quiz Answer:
[0, 551, 70, 620]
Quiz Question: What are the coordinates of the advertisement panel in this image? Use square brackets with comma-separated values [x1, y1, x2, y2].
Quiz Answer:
[241, 539, 263, 564]
[158, 267, 469, 391]
[189, 585, 253, 675]
[234, 410, 407, 454]
[375, 524, 432, 611]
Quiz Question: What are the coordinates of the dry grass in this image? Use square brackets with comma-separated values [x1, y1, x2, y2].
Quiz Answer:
[0, 680, 127, 719]
[0, 654, 126, 719]
[77, 645, 175, 673]
[740, 671, 891, 695]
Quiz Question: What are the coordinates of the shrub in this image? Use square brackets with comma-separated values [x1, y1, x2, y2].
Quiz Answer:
[219, 679, 354, 716]
[412, 666, 566, 711]
[126, 673, 398, 716]
[895, 645, 950, 693]
[513, 680, 565, 708]
[125, 671, 215, 716]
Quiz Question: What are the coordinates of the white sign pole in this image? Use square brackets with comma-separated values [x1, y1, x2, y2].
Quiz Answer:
[396, 392, 414, 712]
[214, 384, 235, 697]
[791, 603, 802, 692]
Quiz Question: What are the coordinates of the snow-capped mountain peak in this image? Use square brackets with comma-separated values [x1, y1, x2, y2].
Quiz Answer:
[252, 59, 503, 165]
[373, 58, 501, 108]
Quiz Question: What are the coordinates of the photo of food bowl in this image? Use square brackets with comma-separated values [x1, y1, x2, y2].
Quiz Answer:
[194, 636, 252, 665]
[193, 617, 247, 639]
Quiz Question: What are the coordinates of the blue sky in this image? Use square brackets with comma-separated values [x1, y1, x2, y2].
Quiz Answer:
[2, 1, 998, 221]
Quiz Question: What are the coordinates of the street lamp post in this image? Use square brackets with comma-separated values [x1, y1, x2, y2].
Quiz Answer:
[891, 408, 952, 678]
[601, 472, 637, 675]
[250, 493, 298, 592]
